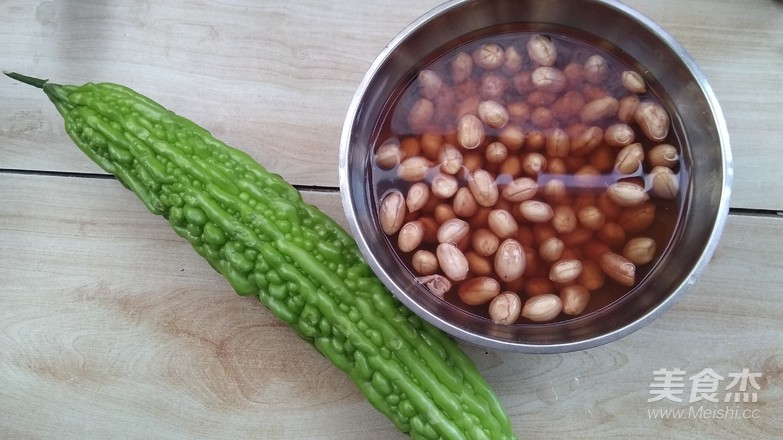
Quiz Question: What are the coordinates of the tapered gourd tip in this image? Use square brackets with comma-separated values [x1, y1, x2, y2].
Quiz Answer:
[4, 71, 50, 88]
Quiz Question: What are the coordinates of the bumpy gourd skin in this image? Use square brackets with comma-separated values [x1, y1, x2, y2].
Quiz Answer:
[7, 72, 517, 440]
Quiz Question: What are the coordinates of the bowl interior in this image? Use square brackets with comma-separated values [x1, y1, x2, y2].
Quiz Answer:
[340, 0, 731, 352]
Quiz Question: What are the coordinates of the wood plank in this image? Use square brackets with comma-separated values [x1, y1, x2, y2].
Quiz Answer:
[1, 173, 781, 439]
[1, 0, 781, 210]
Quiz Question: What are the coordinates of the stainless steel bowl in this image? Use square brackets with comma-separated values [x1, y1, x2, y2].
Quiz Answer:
[339, 0, 732, 352]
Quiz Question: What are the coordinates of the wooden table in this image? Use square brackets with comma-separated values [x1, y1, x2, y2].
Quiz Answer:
[2, 1, 781, 438]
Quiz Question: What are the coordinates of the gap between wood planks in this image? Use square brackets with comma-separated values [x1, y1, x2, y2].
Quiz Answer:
[1, 167, 780, 218]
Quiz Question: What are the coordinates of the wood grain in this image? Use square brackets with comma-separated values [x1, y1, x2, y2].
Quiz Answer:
[1, 174, 781, 439]
[1, 0, 782, 209]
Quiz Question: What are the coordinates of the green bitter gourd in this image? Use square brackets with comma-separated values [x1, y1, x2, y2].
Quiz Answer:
[5, 72, 517, 440]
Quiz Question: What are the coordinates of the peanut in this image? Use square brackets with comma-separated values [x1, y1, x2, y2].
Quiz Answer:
[420, 133, 443, 160]
[525, 277, 554, 297]
[480, 72, 508, 101]
[411, 250, 439, 275]
[458, 276, 501, 305]
[560, 285, 590, 315]
[406, 182, 429, 213]
[618, 202, 656, 233]
[539, 236, 565, 263]
[468, 169, 500, 207]
[650, 166, 680, 199]
[542, 179, 567, 203]
[397, 156, 432, 182]
[623, 237, 657, 265]
[546, 128, 570, 158]
[465, 250, 493, 276]
[501, 177, 538, 202]
[521, 293, 562, 322]
[584, 54, 608, 84]
[532, 66, 567, 94]
[488, 209, 519, 239]
[549, 259, 583, 284]
[473, 43, 505, 70]
[398, 221, 424, 252]
[439, 143, 464, 175]
[478, 100, 509, 128]
[457, 114, 485, 149]
[577, 205, 606, 231]
[502, 46, 524, 75]
[437, 218, 470, 245]
[375, 138, 401, 169]
[579, 96, 619, 123]
[485, 141, 508, 164]
[606, 181, 650, 207]
[407, 98, 434, 132]
[498, 124, 525, 150]
[577, 260, 606, 291]
[647, 143, 680, 169]
[430, 172, 459, 199]
[621, 70, 647, 94]
[434, 203, 457, 224]
[472, 228, 500, 256]
[489, 292, 523, 324]
[527, 34, 557, 67]
[570, 125, 603, 156]
[418, 69, 443, 100]
[494, 238, 526, 282]
[600, 251, 636, 287]
[521, 152, 547, 176]
[614, 142, 645, 175]
[452, 187, 479, 218]
[519, 200, 554, 223]
[417, 274, 451, 298]
[634, 101, 670, 142]
[604, 123, 635, 147]
[379, 190, 406, 235]
[617, 95, 641, 123]
[597, 221, 626, 248]
[436, 242, 470, 282]
[551, 205, 578, 235]
[451, 52, 474, 84]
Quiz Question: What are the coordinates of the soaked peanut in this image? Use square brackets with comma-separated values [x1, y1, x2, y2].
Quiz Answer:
[458, 277, 501, 305]
[549, 259, 583, 284]
[488, 209, 520, 239]
[478, 100, 510, 128]
[376, 138, 402, 169]
[623, 237, 657, 265]
[437, 243, 469, 282]
[411, 250, 439, 275]
[650, 166, 680, 199]
[494, 238, 526, 282]
[471, 228, 501, 257]
[635, 101, 670, 142]
[489, 292, 523, 324]
[396, 156, 431, 182]
[521, 294, 562, 322]
[606, 181, 650, 207]
[372, 30, 683, 325]
[417, 274, 451, 298]
[380, 190, 406, 235]
[527, 34, 557, 66]
[600, 251, 636, 287]
[560, 285, 590, 315]
[647, 143, 680, 169]
[468, 169, 499, 207]
[398, 221, 424, 252]
[457, 114, 485, 149]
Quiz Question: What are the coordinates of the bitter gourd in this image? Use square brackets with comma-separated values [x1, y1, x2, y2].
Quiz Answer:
[6, 72, 518, 440]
